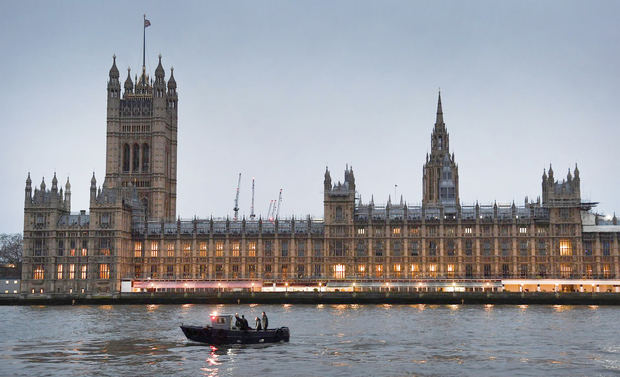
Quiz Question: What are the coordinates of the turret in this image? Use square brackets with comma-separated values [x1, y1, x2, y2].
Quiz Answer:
[51, 172, 58, 192]
[154, 55, 166, 96]
[25, 172, 32, 203]
[124, 67, 134, 95]
[107, 55, 121, 101]
[548, 164, 554, 182]
[40, 177, 46, 191]
[574, 163, 580, 181]
[90, 172, 97, 202]
[324, 166, 331, 190]
[64, 177, 71, 211]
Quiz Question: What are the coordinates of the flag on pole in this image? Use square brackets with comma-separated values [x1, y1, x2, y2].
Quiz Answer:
[144, 19, 151, 28]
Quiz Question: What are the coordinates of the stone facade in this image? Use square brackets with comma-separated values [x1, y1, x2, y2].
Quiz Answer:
[20, 56, 620, 296]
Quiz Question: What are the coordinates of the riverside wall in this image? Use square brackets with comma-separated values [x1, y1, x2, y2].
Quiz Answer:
[2, 292, 620, 305]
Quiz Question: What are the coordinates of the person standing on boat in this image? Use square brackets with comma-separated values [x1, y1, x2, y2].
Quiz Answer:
[255, 317, 262, 331]
[262, 312, 268, 330]
[234, 313, 242, 329]
[241, 315, 249, 330]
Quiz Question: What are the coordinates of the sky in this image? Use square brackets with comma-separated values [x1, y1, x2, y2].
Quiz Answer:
[1, 1, 619, 233]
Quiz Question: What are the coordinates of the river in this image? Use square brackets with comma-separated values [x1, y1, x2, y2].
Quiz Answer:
[0, 304, 618, 376]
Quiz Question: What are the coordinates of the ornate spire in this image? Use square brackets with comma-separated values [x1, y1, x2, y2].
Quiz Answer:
[167, 67, 177, 90]
[155, 54, 165, 78]
[324, 166, 331, 190]
[124, 67, 133, 92]
[435, 90, 443, 125]
[51, 172, 58, 191]
[40, 177, 46, 191]
[574, 163, 580, 179]
[109, 55, 119, 80]
[26, 172, 31, 188]
[65, 177, 71, 193]
[91, 172, 97, 189]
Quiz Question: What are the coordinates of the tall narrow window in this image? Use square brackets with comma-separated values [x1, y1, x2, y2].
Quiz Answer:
[134, 242, 143, 257]
[142, 143, 150, 172]
[215, 241, 224, 257]
[57, 264, 63, 280]
[69, 264, 75, 279]
[199, 242, 207, 257]
[248, 241, 256, 257]
[80, 265, 87, 280]
[232, 241, 240, 257]
[150, 241, 158, 257]
[132, 143, 140, 172]
[33, 265, 44, 280]
[559, 240, 572, 256]
[99, 264, 110, 279]
[122, 144, 130, 172]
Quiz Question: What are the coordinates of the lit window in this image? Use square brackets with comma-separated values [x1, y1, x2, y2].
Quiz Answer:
[358, 264, 365, 273]
[392, 227, 401, 235]
[150, 241, 158, 257]
[603, 264, 611, 278]
[411, 264, 419, 276]
[232, 241, 240, 257]
[464, 227, 472, 234]
[167, 242, 175, 257]
[57, 264, 63, 280]
[334, 264, 345, 279]
[428, 264, 437, 277]
[248, 241, 256, 257]
[182, 242, 192, 256]
[519, 227, 528, 234]
[5, 290, 8, 294]
[99, 264, 110, 279]
[375, 264, 383, 277]
[447, 264, 455, 277]
[215, 241, 224, 257]
[134, 242, 143, 257]
[559, 240, 572, 256]
[199, 242, 207, 257]
[33, 265, 44, 280]
[357, 228, 366, 235]
[69, 264, 75, 279]
[394, 264, 401, 272]
[80, 265, 87, 280]
[560, 264, 571, 277]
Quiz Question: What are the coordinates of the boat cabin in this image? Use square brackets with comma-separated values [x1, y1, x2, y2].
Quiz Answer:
[210, 314, 242, 330]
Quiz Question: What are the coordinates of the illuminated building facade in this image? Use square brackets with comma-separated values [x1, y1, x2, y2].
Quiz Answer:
[20, 57, 620, 296]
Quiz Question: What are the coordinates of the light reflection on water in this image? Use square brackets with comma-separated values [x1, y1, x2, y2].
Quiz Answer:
[0, 304, 618, 376]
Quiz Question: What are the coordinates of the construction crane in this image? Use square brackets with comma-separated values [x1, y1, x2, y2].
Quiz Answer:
[250, 177, 256, 219]
[267, 200, 275, 221]
[233, 173, 241, 221]
[275, 188, 283, 219]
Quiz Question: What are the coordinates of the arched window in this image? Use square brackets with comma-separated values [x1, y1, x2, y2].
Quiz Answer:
[132, 144, 140, 172]
[122, 144, 130, 172]
[142, 143, 150, 172]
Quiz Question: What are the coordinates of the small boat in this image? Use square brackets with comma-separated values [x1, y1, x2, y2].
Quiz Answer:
[181, 314, 290, 345]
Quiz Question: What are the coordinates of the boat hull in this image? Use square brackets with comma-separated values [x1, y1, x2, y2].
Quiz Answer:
[181, 325, 290, 345]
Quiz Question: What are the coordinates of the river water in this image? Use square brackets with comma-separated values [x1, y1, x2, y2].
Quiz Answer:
[0, 304, 618, 376]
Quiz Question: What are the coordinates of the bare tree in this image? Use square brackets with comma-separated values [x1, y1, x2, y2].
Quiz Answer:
[0, 233, 23, 265]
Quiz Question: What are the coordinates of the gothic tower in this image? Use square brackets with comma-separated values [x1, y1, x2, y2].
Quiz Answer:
[104, 55, 178, 220]
[422, 92, 459, 208]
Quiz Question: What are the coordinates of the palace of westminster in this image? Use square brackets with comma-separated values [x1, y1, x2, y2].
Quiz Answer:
[20, 53, 620, 296]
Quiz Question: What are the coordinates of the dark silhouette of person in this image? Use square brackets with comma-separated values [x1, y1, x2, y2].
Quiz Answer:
[255, 317, 262, 331]
[241, 315, 249, 330]
[234, 313, 242, 329]
[262, 312, 268, 330]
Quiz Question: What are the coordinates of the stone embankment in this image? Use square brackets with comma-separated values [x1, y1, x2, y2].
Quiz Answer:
[1, 292, 620, 305]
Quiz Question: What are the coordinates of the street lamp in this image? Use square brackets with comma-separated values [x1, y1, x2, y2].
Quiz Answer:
[285, 282, 288, 293]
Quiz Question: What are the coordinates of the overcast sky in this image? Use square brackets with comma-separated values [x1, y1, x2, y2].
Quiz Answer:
[1, 1, 619, 233]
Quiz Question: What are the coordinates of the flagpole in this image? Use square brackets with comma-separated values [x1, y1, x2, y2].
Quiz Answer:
[142, 14, 146, 69]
